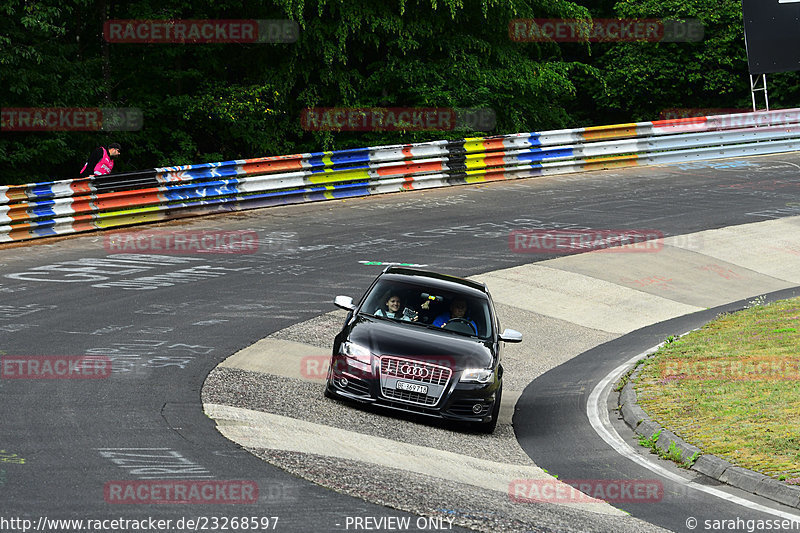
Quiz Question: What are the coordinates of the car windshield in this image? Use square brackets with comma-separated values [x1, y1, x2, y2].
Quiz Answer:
[360, 278, 492, 339]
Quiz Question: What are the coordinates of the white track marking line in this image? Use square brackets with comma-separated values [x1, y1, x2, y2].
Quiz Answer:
[587, 346, 800, 521]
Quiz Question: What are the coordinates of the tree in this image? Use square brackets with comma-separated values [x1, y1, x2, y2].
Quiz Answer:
[590, 0, 773, 121]
[2, 0, 600, 184]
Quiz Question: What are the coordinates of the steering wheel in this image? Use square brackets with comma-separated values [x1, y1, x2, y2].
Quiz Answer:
[443, 317, 477, 335]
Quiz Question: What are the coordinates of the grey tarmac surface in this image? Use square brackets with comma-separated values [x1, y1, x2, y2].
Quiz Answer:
[203, 215, 800, 532]
[2, 152, 800, 532]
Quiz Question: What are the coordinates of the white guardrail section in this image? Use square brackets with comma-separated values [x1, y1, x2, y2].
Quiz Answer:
[2, 108, 799, 242]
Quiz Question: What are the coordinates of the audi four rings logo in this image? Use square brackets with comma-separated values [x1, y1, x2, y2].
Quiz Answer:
[399, 364, 430, 378]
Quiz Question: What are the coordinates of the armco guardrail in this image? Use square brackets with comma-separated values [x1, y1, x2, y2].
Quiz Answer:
[2, 109, 800, 243]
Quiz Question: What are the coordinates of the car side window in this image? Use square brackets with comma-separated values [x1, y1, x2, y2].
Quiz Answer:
[476, 299, 488, 337]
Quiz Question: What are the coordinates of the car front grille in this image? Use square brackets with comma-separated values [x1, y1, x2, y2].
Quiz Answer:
[381, 357, 451, 386]
[379, 356, 452, 406]
[381, 387, 439, 406]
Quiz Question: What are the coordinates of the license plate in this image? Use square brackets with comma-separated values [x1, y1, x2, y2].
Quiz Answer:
[396, 381, 428, 394]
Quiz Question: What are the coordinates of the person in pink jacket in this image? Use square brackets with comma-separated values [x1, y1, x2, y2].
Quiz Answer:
[79, 142, 121, 177]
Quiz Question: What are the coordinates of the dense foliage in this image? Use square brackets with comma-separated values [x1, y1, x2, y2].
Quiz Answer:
[1, 0, 798, 185]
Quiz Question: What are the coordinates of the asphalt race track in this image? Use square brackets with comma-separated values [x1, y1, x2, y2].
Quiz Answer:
[514, 288, 800, 532]
[2, 153, 800, 532]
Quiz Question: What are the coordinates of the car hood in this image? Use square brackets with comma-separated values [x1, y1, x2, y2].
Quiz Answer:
[348, 315, 494, 370]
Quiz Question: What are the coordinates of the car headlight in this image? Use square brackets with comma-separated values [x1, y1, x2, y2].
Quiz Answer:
[340, 341, 372, 365]
[460, 368, 494, 383]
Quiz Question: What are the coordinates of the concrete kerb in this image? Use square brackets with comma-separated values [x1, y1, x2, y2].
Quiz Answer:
[692, 455, 732, 479]
[617, 344, 800, 511]
[755, 478, 800, 509]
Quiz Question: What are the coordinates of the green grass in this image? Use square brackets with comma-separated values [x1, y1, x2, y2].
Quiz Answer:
[634, 297, 800, 483]
[636, 428, 699, 468]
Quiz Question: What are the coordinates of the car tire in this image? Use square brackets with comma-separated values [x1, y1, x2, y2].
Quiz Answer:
[477, 384, 502, 434]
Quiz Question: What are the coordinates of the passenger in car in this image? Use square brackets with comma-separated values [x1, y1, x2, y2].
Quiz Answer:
[432, 298, 478, 334]
[374, 293, 417, 321]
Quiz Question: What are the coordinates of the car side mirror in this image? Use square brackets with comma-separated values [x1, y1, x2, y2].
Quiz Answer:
[334, 295, 355, 311]
[499, 328, 523, 343]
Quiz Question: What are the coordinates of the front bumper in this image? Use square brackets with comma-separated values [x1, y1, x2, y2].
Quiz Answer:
[325, 353, 500, 423]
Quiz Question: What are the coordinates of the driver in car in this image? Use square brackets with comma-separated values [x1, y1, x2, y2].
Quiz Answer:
[432, 298, 478, 334]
